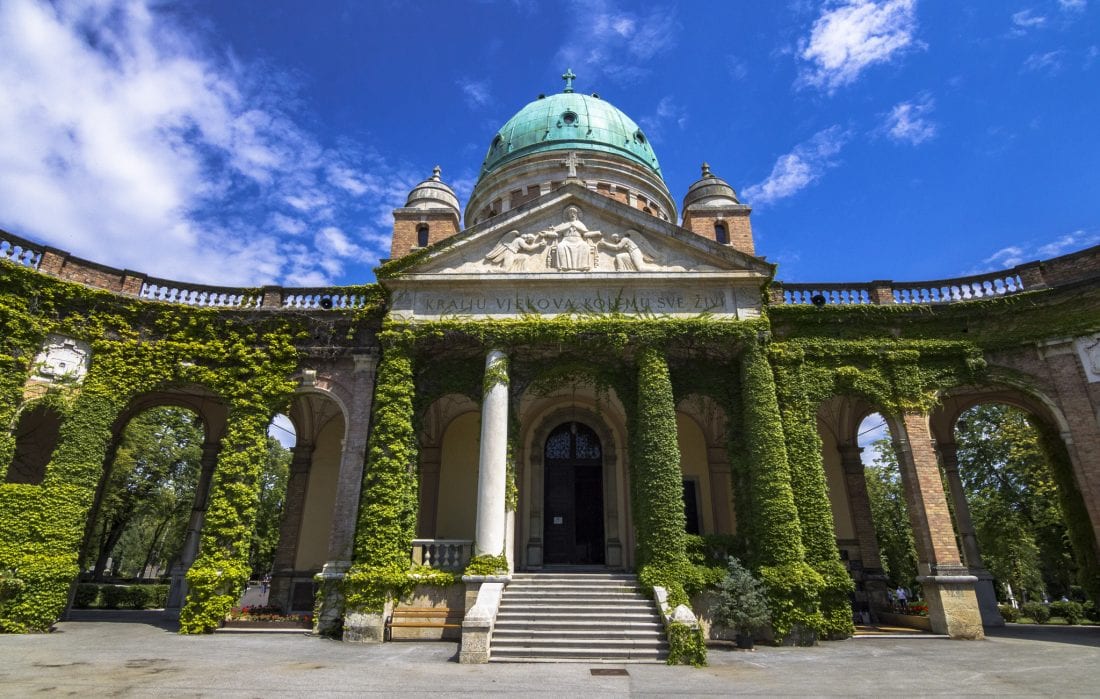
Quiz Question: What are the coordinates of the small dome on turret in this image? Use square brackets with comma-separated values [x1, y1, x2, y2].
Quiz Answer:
[405, 166, 460, 213]
[682, 162, 741, 211]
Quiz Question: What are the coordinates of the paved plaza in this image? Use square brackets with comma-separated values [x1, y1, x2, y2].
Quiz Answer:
[2, 613, 1099, 696]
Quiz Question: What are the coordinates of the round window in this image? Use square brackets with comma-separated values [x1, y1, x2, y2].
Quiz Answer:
[562, 111, 578, 125]
[635, 130, 647, 144]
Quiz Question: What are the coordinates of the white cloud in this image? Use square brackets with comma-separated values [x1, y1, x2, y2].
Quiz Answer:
[742, 126, 850, 205]
[458, 79, 492, 109]
[638, 96, 688, 143]
[0, 0, 413, 286]
[726, 55, 749, 81]
[1011, 9, 1047, 29]
[556, 1, 679, 85]
[1022, 49, 1067, 74]
[967, 230, 1100, 274]
[796, 0, 921, 93]
[1058, 0, 1087, 12]
[882, 92, 937, 144]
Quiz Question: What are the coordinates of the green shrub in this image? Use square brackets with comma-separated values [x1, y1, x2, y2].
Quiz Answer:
[73, 584, 100, 608]
[1050, 600, 1083, 625]
[1021, 601, 1050, 624]
[1083, 600, 1099, 622]
[0, 570, 25, 602]
[998, 604, 1019, 623]
[711, 557, 771, 637]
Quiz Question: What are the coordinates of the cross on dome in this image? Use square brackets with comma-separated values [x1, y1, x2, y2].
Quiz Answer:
[562, 68, 576, 93]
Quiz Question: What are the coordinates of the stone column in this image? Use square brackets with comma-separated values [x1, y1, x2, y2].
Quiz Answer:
[939, 441, 1003, 626]
[475, 350, 509, 558]
[268, 443, 314, 612]
[166, 440, 221, 612]
[893, 413, 983, 639]
[838, 445, 889, 612]
[316, 352, 378, 637]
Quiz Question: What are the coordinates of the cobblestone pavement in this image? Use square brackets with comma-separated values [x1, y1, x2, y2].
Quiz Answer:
[2, 613, 1098, 697]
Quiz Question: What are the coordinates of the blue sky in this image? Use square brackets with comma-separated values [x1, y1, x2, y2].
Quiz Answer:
[1, 0, 1097, 287]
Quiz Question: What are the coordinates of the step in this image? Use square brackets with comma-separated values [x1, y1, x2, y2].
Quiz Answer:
[490, 645, 668, 661]
[494, 630, 664, 641]
[494, 638, 668, 651]
[495, 619, 664, 630]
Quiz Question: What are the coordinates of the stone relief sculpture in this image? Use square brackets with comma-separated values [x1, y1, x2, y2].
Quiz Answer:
[545, 205, 602, 272]
[485, 230, 546, 271]
[1076, 333, 1100, 382]
[460, 204, 726, 274]
[32, 334, 91, 384]
[601, 230, 655, 271]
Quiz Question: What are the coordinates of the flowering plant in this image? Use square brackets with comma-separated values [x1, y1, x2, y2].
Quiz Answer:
[907, 603, 928, 617]
[227, 605, 312, 623]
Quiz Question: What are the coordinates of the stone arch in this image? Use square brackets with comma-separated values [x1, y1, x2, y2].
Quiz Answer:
[5, 400, 64, 485]
[676, 394, 733, 536]
[267, 388, 347, 612]
[519, 393, 627, 569]
[928, 380, 1100, 616]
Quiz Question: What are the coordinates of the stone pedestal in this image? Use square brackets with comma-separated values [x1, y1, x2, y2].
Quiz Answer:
[921, 572, 984, 639]
[313, 560, 348, 638]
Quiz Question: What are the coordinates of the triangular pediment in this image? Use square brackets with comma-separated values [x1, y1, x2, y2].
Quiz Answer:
[390, 184, 773, 278]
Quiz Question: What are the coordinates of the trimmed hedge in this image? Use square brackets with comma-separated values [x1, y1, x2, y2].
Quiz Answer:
[73, 583, 169, 610]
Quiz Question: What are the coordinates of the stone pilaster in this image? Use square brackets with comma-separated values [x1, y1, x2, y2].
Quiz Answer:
[475, 350, 508, 557]
[316, 351, 378, 638]
[268, 443, 314, 612]
[893, 413, 983, 639]
[166, 440, 220, 612]
[938, 441, 1003, 626]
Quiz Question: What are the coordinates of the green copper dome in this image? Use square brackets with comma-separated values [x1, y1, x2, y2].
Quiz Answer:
[479, 76, 662, 180]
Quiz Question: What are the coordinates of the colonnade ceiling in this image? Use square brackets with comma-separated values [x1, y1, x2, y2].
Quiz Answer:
[420, 394, 478, 448]
[675, 394, 728, 448]
[816, 395, 880, 448]
[288, 391, 345, 445]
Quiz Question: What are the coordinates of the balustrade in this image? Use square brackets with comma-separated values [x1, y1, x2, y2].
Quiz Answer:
[140, 279, 261, 307]
[777, 269, 1028, 306]
[280, 288, 373, 309]
[0, 236, 43, 269]
[410, 539, 473, 572]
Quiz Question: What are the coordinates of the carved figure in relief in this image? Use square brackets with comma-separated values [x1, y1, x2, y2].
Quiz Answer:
[485, 230, 546, 271]
[33, 335, 91, 383]
[546, 205, 602, 271]
[601, 230, 655, 271]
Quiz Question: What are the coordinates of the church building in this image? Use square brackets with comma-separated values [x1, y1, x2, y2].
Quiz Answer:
[2, 72, 1099, 664]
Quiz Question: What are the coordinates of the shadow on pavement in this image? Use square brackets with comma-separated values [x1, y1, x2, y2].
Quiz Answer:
[985, 623, 1100, 647]
[60, 609, 180, 633]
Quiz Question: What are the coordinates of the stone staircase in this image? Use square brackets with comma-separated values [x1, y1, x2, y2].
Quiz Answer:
[490, 572, 668, 663]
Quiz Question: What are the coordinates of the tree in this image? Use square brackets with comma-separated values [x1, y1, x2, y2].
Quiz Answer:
[85, 407, 203, 579]
[249, 436, 291, 577]
[955, 404, 1077, 602]
[864, 436, 919, 590]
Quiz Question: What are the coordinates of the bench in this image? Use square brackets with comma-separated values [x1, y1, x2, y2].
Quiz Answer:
[385, 606, 463, 640]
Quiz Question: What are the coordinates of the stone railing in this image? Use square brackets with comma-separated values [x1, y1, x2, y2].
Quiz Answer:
[411, 539, 473, 572]
[773, 260, 1050, 306]
[0, 230, 44, 269]
[140, 278, 262, 308]
[279, 287, 376, 310]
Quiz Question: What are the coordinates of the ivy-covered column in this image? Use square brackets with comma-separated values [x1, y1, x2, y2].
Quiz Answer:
[770, 346, 853, 639]
[739, 341, 823, 644]
[179, 405, 273, 633]
[166, 439, 221, 612]
[631, 347, 704, 666]
[341, 341, 418, 642]
[268, 443, 314, 612]
[0, 388, 122, 633]
[474, 350, 508, 559]
[938, 440, 1003, 627]
[891, 412, 983, 639]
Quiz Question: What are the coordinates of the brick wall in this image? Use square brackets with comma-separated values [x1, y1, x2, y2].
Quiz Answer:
[390, 210, 460, 260]
[682, 209, 755, 256]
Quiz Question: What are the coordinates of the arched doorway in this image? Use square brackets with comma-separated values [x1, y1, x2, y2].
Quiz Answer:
[543, 421, 605, 565]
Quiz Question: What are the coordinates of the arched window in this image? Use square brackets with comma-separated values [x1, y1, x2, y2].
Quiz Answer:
[417, 225, 429, 248]
[714, 222, 729, 245]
